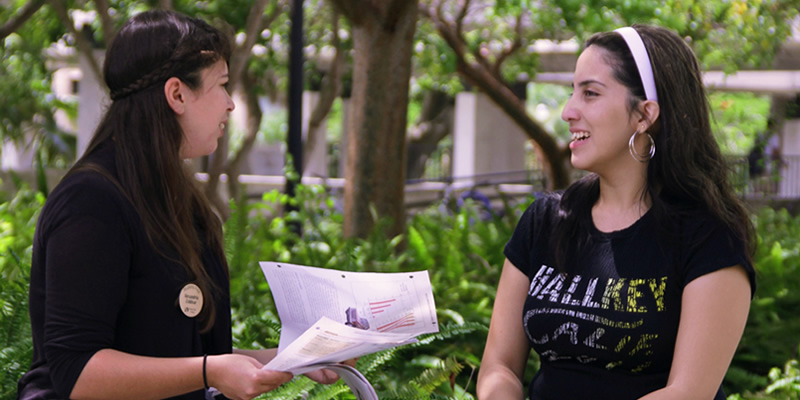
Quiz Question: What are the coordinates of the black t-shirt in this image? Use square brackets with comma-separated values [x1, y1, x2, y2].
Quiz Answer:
[17, 142, 232, 400]
[504, 195, 755, 400]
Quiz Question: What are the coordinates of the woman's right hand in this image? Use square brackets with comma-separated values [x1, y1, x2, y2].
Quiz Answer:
[206, 353, 293, 400]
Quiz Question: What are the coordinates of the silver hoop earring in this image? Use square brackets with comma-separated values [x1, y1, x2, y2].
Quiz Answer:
[628, 130, 656, 162]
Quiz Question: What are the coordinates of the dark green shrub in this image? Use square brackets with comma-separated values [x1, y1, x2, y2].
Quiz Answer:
[3, 180, 800, 399]
[726, 208, 800, 396]
[0, 184, 42, 399]
[224, 186, 514, 398]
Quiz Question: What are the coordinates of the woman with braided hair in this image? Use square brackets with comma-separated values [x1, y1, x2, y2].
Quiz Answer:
[477, 25, 755, 399]
[17, 10, 340, 400]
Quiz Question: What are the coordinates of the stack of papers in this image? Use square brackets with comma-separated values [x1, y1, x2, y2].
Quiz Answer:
[258, 262, 440, 399]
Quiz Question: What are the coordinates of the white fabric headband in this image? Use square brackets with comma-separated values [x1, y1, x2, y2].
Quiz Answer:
[614, 27, 658, 102]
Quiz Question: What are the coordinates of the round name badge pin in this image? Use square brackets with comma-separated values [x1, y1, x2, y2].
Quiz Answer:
[179, 283, 203, 318]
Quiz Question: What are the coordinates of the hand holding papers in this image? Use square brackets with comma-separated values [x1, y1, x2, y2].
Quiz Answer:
[259, 261, 439, 375]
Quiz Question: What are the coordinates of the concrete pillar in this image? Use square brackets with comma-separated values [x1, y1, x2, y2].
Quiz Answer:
[1, 137, 35, 171]
[779, 118, 800, 197]
[302, 91, 328, 178]
[77, 50, 108, 158]
[451, 92, 527, 184]
[248, 143, 285, 175]
[51, 67, 80, 134]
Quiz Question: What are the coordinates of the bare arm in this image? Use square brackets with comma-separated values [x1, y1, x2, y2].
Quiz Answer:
[476, 259, 532, 400]
[70, 349, 292, 400]
[638, 265, 751, 400]
[233, 347, 278, 364]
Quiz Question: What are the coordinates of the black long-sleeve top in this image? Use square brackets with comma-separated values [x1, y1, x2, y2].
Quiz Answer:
[17, 142, 232, 400]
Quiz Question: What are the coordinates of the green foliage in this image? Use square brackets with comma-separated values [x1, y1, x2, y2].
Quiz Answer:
[765, 356, 800, 398]
[4, 181, 800, 398]
[728, 355, 800, 399]
[411, 22, 463, 95]
[378, 356, 465, 400]
[224, 185, 510, 397]
[225, 188, 800, 399]
[726, 208, 800, 396]
[0, 184, 42, 399]
[0, 30, 77, 166]
[710, 92, 772, 155]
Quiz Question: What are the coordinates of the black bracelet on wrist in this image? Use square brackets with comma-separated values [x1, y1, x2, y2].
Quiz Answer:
[203, 354, 209, 390]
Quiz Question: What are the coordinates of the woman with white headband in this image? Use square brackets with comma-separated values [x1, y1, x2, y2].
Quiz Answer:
[477, 24, 755, 399]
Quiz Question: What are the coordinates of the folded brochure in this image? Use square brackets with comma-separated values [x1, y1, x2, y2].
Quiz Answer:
[258, 261, 439, 398]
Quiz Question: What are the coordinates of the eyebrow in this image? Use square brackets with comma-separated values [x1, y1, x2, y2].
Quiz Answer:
[571, 79, 607, 89]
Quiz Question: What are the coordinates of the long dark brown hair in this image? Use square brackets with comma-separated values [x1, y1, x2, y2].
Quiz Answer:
[68, 10, 231, 332]
[552, 24, 755, 272]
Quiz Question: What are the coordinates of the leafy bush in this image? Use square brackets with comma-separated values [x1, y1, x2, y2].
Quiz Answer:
[727, 208, 800, 396]
[2, 180, 800, 399]
[224, 185, 522, 397]
[728, 354, 800, 400]
[0, 183, 42, 399]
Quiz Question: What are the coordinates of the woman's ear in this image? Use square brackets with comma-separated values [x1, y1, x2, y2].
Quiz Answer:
[164, 77, 186, 115]
[639, 100, 660, 132]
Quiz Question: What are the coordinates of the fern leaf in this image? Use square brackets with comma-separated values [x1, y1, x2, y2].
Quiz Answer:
[359, 347, 401, 376]
[258, 376, 316, 400]
[411, 322, 487, 347]
[306, 381, 352, 400]
[412, 356, 463, 393]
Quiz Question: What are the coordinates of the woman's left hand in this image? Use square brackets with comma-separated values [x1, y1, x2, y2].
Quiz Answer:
[304, 368, 341, 384]
[303, 358, 358, 385]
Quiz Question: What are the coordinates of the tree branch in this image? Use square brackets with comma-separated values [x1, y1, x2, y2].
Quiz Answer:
[424, 2, 569, 189]
[261, 1, 282, 33]
[407, 89, 452, 142]
[207, 0, 274, 201]
[469, 43, 494, 82]
[0, 0, 46, 40]
[93, 0, 115, 48]
[430, 1, 493, 81]
[303, 10, 343, 171]
[225, 73, 263, 206]
[493, 12, 523, 76]
[455, 0, 470, 37]
[229, 0, 272, 91]
[48, 0, 104, 85]
[158, 0, 173, 9]
[423, 3, 466, 61]
[455, 60, 569, 188]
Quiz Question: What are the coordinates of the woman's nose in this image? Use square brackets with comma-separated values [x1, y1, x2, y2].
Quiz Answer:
[227, 92, 235, 112]
[561, 97, 578, 122]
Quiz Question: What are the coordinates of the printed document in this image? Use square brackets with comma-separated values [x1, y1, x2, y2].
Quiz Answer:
[259, 261, 439, 375]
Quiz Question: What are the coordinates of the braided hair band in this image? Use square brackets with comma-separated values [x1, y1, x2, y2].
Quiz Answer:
[109, 60, 176, 101]
[109, 49, 221, 101]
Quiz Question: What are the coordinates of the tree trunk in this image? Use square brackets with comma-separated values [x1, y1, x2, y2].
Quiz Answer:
[332, 0, 418, 239]
[406, 89, 453, 179]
